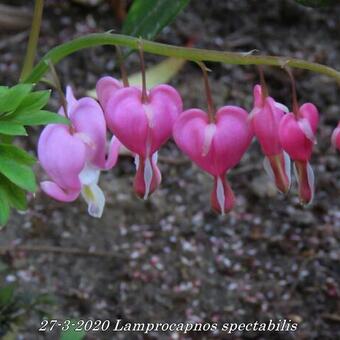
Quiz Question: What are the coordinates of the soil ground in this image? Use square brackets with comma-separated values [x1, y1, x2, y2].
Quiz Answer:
[0, 0, 340, 339]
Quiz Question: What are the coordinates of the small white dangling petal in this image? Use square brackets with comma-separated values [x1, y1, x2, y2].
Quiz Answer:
[306, 162, 315, 204]
[263, 157, 275, 182]
[81, 183, 105, 218]
[79, 164, 100, 186]
[152, 151, 158, 164]
[134, 155, 140, 170]
[216, 177, 225, 216]
[283, 151, 292, 189]
[143, 157, 153, 200]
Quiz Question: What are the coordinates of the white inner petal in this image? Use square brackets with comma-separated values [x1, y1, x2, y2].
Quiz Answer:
[248, 107, 261, 121]
[298, 118, 316, 143]
[143, 104, 154, 128]
[274, 102, 289, 113]
[143, 157, 153, 200]
[74, 132, 95, 149]
[81, 183, 105, 218]
[216, 177, 225, 216]
[202, 123, 216, 156]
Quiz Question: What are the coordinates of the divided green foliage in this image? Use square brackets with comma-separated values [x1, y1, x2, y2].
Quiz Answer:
[0, 84, 33, 113]
[122, 0, 190, 40]
[60, 322, 86, 340]
[0, 266, 56, 338]
[0, 84, 69, 225]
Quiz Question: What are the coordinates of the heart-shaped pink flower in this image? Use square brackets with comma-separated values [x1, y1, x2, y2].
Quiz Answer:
[38, 87, 121, 217]
[250, 84, 291, 193]
[279, 103, 319, 161]
[173, 106, 252, 214]
[279, 103, 319, 204]
[101, 83, 182, 198]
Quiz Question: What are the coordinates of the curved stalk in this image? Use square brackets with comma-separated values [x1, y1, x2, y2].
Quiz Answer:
[196, 61, 215, 122]
[23, 33, 340, 84]
[20, 0, 44, 81]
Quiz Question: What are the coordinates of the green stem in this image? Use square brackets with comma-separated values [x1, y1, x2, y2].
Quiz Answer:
[22, 32, 340, 84]
[20, 0, 44, 81]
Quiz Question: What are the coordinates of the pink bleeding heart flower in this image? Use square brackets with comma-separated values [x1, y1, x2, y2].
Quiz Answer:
[279, 103, 319, 205]
[250, 84, 291, 193]
[331, 122, 340, 151]
[98, 81, 182, 199]
[173, 106, 253, 214]
[38, 86, 121, 218]
[96, 76, 123, 113]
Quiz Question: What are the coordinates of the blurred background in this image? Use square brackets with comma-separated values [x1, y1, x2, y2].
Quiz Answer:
[0, 0, 340, 339]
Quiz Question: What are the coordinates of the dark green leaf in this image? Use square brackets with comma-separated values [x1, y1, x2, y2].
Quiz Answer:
[0, 174, 27, 211]
[0, 84, 33, 113]
[0, 162, 36, 192]
[60, 321, 86, 340]
[0, 86, 8, 96]
[15, 90, 51, 114]
[0, 135, 14, 144]
[0, 285, 15, 305]
[0, 188, 10, 225]
[0, 123, 27, 136]
[295, 0, 336, 7]
[4, 110, 69, 126]
[122, 0, 190, 40]
[0, 145, 36, 192]
[0, 144, 36, 166]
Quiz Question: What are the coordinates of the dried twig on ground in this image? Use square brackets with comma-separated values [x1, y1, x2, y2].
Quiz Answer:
[0, 244, 124, 259]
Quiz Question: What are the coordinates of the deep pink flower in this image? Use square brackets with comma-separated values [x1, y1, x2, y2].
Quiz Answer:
[38, 87, 120, 217]
[97, 79, 182, 198]
[279, 103, 319, 204]
[331, 122, 340, 151]
[250, 84, 291, 193]
[96, 76, 123, 113]
[173, 106, 253, 214]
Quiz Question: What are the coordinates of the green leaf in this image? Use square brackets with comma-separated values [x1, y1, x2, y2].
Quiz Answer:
[60, 321, 86, 340]
[0, 174, 27, 211]
[122, 0, 190, 40]
[0, 145, 36, 192]
[0, 161, 36, 192]
[0, 84, 33, 113]
[4, 110, 69, 126]
[15, 90, 51, 114]
[295, 0, 336, 7]
[0, 188, 10, 226]
[0, 144, 36, 166]
[0, 123, 27, 136]
[0, 284, 15, 305]
[0, 86, 8, 96]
